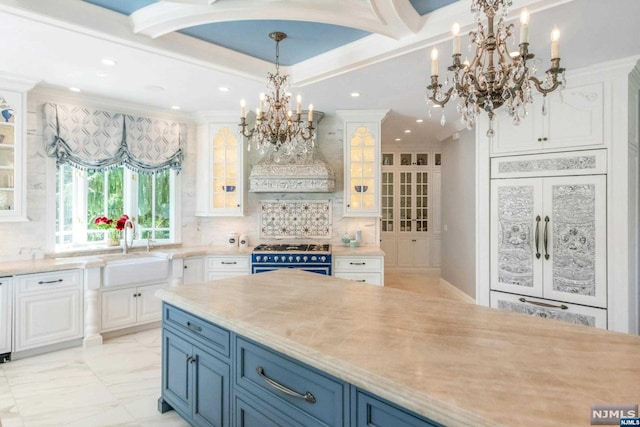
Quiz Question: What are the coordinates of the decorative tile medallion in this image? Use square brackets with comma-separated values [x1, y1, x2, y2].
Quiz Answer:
[260, 200, 332, 239]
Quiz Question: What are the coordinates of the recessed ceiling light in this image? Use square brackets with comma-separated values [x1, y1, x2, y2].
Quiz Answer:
[433, 104, 442, 108]
[350, 92, 360, 97]
[145, 85, 165, 92]
[395, 138, 401, 141]
[69, 87, 81, 93]
[219, 87, 229, 92]
[96, 72, 108, 78]
[171, 105, 181, 110]
[416, 119, 424, 123]
[404, 129, 411, 133]
[101, 58, 117, 66]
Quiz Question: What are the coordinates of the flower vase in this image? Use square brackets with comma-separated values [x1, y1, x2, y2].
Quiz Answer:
[107, 231, 121, 247]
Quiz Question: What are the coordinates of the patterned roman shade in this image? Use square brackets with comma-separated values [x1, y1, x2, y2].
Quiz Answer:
[44, 102, 184, 174]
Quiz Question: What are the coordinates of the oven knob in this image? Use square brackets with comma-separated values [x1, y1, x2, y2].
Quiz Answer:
[311, 256, 317, 261]
[321, 256, 326, 262]
[303, 256, 308, 262]
[289, 256, 293, 262]
[256, 256, 261, 262]
[296, 256, 301, 262]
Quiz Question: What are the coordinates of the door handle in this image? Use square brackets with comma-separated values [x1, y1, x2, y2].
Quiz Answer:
[543, 216, 550, 260]
[519, 297, 567, 310]
[535, 215, 541, 259]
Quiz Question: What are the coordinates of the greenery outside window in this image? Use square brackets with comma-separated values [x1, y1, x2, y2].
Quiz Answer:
[55, 164, 176, 248]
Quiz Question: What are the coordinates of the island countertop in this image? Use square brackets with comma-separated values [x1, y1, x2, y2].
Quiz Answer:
[156, 269, 640, 427]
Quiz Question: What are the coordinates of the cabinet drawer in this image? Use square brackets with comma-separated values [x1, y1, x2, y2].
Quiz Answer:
[207, 271, 249, 281]
[334, 257, 382, 272]
[207, 256, 250, 271]
[354, 390, 442, 427]
[491, 149, 607, 179]
[163, 304, 230, 358]
[490, 291, 607, 329]
[334, 272, 382, 286]
[16, 269, 83, 294]
[235, 391, 304, 427]
[236, 338, 347, 427]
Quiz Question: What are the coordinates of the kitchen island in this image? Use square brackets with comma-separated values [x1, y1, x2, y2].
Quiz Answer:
[156, 269, 640, 427]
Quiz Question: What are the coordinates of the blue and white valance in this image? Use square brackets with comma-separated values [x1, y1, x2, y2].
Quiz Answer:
[44, 102, 184, 174]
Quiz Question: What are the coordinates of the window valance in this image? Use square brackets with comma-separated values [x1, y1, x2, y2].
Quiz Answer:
[44, 102, 184, 174]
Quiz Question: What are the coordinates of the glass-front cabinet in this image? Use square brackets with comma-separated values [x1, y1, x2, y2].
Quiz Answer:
[338, 110, 388, 217]
[0, 76, 37, 222]
[196, 113, 245, 217]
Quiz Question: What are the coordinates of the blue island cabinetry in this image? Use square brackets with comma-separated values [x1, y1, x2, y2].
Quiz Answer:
[158, 303, 442, 427]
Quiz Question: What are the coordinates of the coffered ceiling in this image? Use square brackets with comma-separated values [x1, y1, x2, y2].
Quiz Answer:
[0, 0, 639, 144]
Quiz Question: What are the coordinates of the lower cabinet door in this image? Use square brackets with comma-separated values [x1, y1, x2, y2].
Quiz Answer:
[162, 328, 192, 416]
[137, 283, 165, 324]
[101, 288, 137, 331]
[15, 286, 83, 352]
[354, 390, 442, 427]
[193, 346, 230, 427]
[234, 392, 302, 427]
[0, 278, 12, 354]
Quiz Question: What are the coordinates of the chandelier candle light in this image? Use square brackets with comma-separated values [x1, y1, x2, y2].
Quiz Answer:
[239, 32, 316, 154]
[426, 0, 566, 136]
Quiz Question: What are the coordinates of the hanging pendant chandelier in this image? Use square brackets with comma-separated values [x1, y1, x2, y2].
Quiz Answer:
[239, 32, 316, 154]
[426, 0, 566, 136]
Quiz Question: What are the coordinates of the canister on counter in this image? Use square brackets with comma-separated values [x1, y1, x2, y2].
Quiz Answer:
[226, 232, 238, 247]
[239, 234, 249, 248]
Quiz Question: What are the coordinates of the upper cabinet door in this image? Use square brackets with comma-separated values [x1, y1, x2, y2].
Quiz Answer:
[489, 80, 606, 156]
[542, 175, 607, 308]
[338, 109, 388, 218]
[345, 123, 380, 217]
[196, 113, 245, 217]
[0, 89, 27, 221]
[490, 178, 544, 297]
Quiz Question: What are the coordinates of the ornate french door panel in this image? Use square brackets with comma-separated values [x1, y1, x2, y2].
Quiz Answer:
[490, 178, 544, 297]
[542, 175, 607, 308]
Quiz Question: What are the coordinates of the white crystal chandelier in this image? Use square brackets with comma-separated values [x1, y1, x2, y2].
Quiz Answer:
[427, 0, 566, 136]
[239, 32, 316, 154]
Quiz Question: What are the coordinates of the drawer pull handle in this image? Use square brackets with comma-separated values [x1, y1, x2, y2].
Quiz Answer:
[187, 321, 202, 332]
[38, 279, 63, 284]
[221, 262, 238, 265]
[349, 262, 366, 266]
[356, 280, 366, 282]
[519, 297, 568, 310]
[256, 366, 316, 404]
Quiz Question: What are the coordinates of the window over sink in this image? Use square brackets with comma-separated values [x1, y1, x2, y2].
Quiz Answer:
[55, 164, 176, 249]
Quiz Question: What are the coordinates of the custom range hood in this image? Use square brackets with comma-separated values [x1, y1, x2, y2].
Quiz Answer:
[249, 113, 336, 193]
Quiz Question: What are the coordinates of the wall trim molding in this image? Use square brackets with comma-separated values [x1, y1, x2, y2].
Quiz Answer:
[439, 278, 476, 304]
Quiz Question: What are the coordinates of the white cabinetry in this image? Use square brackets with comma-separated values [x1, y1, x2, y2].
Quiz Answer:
[101, 283, 165, 332]
[490, 80, 605, 155]
[0, 74, 37, 222]
[0, 277, 12, 356]
[490, 151, 608, 327]
[380, 151, 441, 272]
[14, 270, 84, 352]
[196, 112, 245, 217]
[206, 255, 250, 281]
[337, 110, 389, 217]
[183, 256, 204, 285]
[333, 256, 384, 286]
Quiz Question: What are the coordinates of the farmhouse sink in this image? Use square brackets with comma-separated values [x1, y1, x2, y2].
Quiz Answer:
[103, 256, 169, 287]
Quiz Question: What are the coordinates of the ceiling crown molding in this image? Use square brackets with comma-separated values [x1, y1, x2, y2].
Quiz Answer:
[131, 0, 397, 39]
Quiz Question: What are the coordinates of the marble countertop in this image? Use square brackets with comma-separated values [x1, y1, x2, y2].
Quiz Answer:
[156, 270, 640, 427]
[0, 244, 382, 276]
